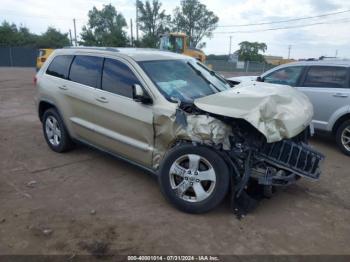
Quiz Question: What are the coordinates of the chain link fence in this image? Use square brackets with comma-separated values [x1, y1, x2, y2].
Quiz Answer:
[207, 59, 277, 77]
[0, 47, 37, 67]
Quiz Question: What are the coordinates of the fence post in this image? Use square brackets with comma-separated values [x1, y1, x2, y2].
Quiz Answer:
[9, 47, 13, 67]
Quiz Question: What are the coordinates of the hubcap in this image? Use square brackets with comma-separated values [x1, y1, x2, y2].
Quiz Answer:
[169, 154, 216, 203]
[341, 126, 350, 152]
[45, 116, 61, 146]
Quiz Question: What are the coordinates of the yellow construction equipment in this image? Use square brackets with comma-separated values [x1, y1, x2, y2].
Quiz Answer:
[36, 48, 54, 70]
[159, 32, 206, 63]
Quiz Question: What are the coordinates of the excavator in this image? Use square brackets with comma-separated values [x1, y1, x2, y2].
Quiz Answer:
[159, 32, 206, 63]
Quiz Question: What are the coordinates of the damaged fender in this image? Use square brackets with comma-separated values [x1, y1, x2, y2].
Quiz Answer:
[152, 110, 232, 169]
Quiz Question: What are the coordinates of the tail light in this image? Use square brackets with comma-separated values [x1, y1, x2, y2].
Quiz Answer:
[33, 76, 37, 86]
[40, 57, 46, 63]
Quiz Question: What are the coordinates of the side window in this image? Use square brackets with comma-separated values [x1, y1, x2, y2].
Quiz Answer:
[69, 55, 103, 88]
[46, 55, 73, 79]
[102, 58, 141, 98]
[303, 66, 348, 88]
[264, 66, 303, 86]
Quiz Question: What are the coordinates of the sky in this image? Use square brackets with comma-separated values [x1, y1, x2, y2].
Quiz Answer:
[1, 0, 350, 59]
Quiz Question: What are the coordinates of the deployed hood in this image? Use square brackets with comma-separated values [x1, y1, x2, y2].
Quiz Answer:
[194, 82, 313, 143]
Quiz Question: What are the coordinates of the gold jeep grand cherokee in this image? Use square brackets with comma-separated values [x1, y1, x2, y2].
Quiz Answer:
[35, 47, 324, 215]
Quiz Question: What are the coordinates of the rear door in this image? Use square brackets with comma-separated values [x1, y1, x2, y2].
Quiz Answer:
[90, 57, 154, 167]
[63, 55, 104, 141]
[44, 54, 75, 131]
[297, 66, 350, 131]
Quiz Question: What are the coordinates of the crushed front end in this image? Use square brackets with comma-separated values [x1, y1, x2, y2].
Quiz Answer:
[187, 82, 325, 217]
[153, 82, 325, 218]
[163, 104, 324, 218]
[224, 120, 324, 218]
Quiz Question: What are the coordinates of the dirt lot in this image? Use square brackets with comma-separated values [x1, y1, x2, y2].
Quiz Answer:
[0, 67, 350, 256]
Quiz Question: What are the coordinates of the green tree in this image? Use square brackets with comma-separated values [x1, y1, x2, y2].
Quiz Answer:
[17, 27, 38, 46]
[238, 41, 267, 62]
[0, 21, 69, 48]
[0, 21, 37, 46]
[37, 27, 70, 48]
[137, 0, 170, 47]
[80, 4, 128, 47]
[172, 0, 218, 48]
[0, 21, 19, 46]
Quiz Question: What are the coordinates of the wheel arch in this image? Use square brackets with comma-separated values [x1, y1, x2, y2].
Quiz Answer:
[332, 113, 350, 135]
[38, 100, 57, 122]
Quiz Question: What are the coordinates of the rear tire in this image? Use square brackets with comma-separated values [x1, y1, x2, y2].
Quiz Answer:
[336, 120, 350, 156]
[158, 144, 230, 214]
[42, 108, 73, 153]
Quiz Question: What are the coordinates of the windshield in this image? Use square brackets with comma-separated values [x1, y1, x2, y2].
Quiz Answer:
[139, 59, 230, 102]
[159, 36, 184, 53]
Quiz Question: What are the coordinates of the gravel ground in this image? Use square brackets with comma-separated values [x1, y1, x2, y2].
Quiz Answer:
[0, 67, 349, 256]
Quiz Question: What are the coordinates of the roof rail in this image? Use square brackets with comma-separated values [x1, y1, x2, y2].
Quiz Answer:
[62, 46, 119, 52]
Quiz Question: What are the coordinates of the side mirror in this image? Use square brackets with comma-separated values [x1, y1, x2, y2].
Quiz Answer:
[132, 84, 152, 104]
[256, 76, 264, 82]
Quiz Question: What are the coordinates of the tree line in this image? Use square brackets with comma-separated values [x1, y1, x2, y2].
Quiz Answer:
[80, 0, 218, 49]
[0, 0, 218, 49]
[0, 21, 70, 48]
[0, 0, 268, 62]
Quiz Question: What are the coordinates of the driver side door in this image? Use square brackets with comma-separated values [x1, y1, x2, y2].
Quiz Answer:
[90, 57, 154, 167]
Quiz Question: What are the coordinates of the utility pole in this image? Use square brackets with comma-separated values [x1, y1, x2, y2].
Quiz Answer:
[73, 18, 77, 46]
[335, 49, 338, 57]
[69, 29, 73, 46]
[136, 0, 139, 41]
[288, 45, 291, 59]
[130, 18, 134, 47]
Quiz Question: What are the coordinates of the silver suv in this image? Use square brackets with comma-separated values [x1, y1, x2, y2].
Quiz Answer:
[35, 47, 323, 214]
[229, 60, 350, 155]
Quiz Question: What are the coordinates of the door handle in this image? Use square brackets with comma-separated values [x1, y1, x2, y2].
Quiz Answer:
[58, 85, 68, 90]
[96, 96, 108, 103]
[333, 93, 348, 98]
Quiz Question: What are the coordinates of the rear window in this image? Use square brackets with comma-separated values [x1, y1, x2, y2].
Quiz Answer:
[303, 66, 348, 88]
[69, 56, 103, 88]
[46, 55, 73, 79]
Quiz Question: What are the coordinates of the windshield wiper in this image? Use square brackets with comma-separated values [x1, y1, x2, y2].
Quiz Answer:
[187, 62, 220, 92]
[196, 62, 231, 87]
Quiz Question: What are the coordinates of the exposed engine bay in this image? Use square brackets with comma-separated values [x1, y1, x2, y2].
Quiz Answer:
[226, 119, 323, 218]
[165, 102, 325, 218]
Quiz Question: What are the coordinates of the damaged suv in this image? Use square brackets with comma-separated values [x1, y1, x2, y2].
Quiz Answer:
[35, 47, 324, 214]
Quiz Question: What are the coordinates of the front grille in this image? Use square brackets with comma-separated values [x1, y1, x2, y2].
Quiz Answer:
[260, 140, 324, 179]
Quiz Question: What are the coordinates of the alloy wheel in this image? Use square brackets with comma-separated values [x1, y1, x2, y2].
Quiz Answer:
[341, 126, 350, 152]
[169, 154, 216, 202]
[45, 115, 61, 146]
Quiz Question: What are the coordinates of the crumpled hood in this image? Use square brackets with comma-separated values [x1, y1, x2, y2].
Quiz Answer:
[227, 75, 258, 83]
[194, 82, 313, 143]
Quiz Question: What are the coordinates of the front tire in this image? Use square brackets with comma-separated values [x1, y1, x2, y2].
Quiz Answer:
[336, 120, 350, 156]
[42, 108, 73, 153]
[158, 144, 230, 214]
